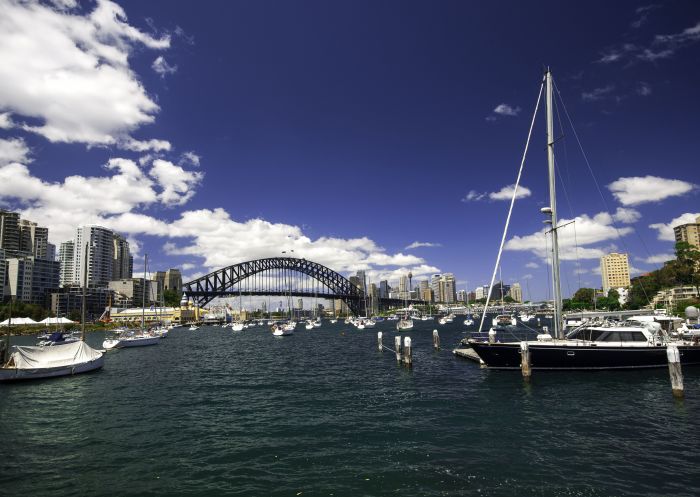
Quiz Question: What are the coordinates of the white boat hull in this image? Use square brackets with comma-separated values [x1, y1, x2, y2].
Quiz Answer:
[103, 336, 160, 349]
[0, 355, 104, 382]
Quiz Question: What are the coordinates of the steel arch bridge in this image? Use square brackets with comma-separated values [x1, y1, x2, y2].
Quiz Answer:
[182, 257, 370, 315]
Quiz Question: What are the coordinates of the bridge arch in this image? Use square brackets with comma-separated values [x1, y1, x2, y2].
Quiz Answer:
[182, 257, 368, 316]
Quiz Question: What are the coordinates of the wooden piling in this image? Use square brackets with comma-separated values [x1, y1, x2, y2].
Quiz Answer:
[520, 341, 531, 381]
[432, 329, 440, 350]
[377, 331, 383, 351]
[394, 336, 402, 362]
[667, 344, 684, 399]
[403, 336, 412, 367]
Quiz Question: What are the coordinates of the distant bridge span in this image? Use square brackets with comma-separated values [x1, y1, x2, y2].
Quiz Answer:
[182, 257, 419, 316]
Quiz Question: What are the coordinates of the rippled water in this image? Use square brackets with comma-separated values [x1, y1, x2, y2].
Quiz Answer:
[2, 321, 699, 496]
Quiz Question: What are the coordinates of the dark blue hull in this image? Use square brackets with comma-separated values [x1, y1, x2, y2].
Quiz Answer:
[469, 342, 700, 370]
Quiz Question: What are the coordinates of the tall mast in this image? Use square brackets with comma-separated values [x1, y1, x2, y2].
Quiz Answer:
[142, 254, 147, 333]
[545, 69, 563, 338]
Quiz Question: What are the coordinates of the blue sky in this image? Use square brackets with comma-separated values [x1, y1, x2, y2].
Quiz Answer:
[1, 0, 699, 301]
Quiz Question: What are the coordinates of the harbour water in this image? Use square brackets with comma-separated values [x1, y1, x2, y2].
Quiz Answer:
[2, 320, 699, 496]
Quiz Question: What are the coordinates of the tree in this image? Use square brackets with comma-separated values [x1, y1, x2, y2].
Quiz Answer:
[163, 289, 183, 307]
[674, 241, 700, 291]
[573, 288, 595, 304]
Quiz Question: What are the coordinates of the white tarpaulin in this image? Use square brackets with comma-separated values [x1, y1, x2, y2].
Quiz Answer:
[0, 317, 39, 325]
[7, 341, 103, 369]
[39, 317, 75, 324]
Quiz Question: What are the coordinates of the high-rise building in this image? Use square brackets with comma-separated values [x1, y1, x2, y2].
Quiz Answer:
[112, 234, 132, 280]
[398, 275, 409, 294]
[6, 256, 60, 305]
[379, 280, 389, 299]
[59, 240, 75, 287]
[74, 225, 115, 287]
[442, 273, 456, 304]
[355, 270, 367, 293]
[349, 276, 362, 291]
[673, 215, 700, 250]
[164, 268, 182, 292]
[509, 283, 522, 303]
[0, 248, 6, 297]
[490, 281, 510, 302]
[457, 289, 467, 302]
[0, 209, 21, 257]
[47, 243, 56, 262]
[430, 274, 441, 301]
[151, 271, 165, 299]
[600, 252, 631, 294]
[19, 220, 50, 259]
[109, 278, 158, 307]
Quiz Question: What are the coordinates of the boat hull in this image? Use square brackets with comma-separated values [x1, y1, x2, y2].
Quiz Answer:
[0, 355, 104, 382]
[469, 342, 700, 370]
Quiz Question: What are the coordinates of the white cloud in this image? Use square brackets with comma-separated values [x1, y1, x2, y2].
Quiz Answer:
[505, 211, 632, 261]
[582, 85, 615, 101]
[649, 212, 700, 241]
[0, 112, 13, 129]
[608, 175, 695, 206]
[121, 138, 172, 152]
[405, 241, 442, 250]
[493, 104, 520, 116]
[573, 268, 589, 275]
[181, 151, 201, 167]
[641, 253, 674, 264]
[489, 184, 531, 201]
[0, 137, 31, 165]
[525, 262, 539, 269]
[463, 184, 531, 202]
[612, 207, 641, 224]
[636, 82, 652, 96]
[0, 0, 170, 148]
[599, 20, 700, 64]
[149, 159, 204, 206]
[152, 55, 177, 77]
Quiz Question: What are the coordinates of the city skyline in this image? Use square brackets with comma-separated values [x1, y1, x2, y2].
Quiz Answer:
[0, 1, 699, 300]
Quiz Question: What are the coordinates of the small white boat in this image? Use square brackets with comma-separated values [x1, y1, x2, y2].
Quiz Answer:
[439, 317, 448, 325]
[231, 322, 244, 332]
[363, 319, 375, 328]
[356, 320, 366, 330]
[492, 314, 517, 327]
[1, 341, 104, 382]
[272, 323, 294, 336]
[330, 319, 338, 324]
[313, 319, 322, 328]
[188, 325, 199, 331]
[305, 321, 314, 330]
[463, 318, 474, 326]
[396, 319, 413, 331]
[103, 332, 160, 349]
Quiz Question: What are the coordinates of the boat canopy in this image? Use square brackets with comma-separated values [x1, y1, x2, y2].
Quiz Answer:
[4, 341, 102, 370]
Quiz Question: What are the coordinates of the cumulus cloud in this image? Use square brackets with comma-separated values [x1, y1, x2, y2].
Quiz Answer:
[149, 159, 204, 206]
[0, 0, 170, 148]
[636, 82, 652, 96]
[462, 184, 531, 202]
[649, 212, 700, 241]
[121, 138, 172, 152]
[486, 103, 521, 121]
[612, 207, 641, 224]
[405, 241, 442, 250]
[0, 137, 31, 165]
[641, 253, 674, 264]
[0, 112, 13, 129]
[525, 262, 539, 269]
[505, 211, 632, 261]
[608, 175, 695, 206]
[152, 55, 177, 77]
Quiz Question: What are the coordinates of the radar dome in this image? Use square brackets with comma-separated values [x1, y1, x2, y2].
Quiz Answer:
[685, 306, 699, 319]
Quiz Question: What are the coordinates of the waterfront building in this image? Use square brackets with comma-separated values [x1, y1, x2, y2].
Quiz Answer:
[651, 285, 699, 309]
[0, 209, 21, 257]
[19, 220, 50, 259]
[58, 240, 75, 287]
[673, 215, 700, 249]
[600, 252, 631, 294]
[509, 282, 522, 303]
[430, 273, 456, 303]
[421, 288, 433, 302]
[50, 285, 113, 320]
[379, 280, 389, 299]
[110, 306, 197, 325]
[112, 234, 133, 280]
[151, 271, 165, 299]
[489, 281, 510, 302]
[47, 243, 56, 262]
[164, 268, 182, 291]
[109, 278, 158, 308]
[6, 256, 60, 305]
[457, 289, 467, 302]
[74, 225, 115, 287]
[430, 274, 441, 301]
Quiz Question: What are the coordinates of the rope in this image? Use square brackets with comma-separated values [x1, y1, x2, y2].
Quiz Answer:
[479, 78, 545, 333]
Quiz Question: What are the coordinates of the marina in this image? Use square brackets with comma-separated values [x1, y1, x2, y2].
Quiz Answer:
[2, 319, 700, 496]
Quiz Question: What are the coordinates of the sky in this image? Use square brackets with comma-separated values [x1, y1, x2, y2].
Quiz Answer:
[0, 0, 699, 302]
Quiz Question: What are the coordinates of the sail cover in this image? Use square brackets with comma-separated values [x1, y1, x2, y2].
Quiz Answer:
[6, 342, 102, 369]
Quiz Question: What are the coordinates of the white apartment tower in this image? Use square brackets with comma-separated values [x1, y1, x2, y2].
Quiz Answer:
[59, 240, 75, 287]
[74, 225, 115, 287]
[600, 253, 631, 294]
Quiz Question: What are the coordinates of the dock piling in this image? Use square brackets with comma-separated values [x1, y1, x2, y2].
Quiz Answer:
[394, 336, 402, 362]
[520, 341, 531, 381]
[432, 329, 440, 350]
[666, 344, 684, 399]
[377, 331, 383, 351]
[403, 336, 412, 367]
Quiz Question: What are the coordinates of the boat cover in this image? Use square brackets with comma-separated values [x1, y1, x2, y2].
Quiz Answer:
[5, 341, 102, 369]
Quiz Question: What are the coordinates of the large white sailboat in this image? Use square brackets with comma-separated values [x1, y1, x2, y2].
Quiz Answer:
[396, 272, 414, 331]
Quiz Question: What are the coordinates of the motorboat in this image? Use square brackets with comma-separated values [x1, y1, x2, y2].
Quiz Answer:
[231, 322, 245, 332]
[272, 322, 294, 336]
[37, 331, 79, 347]
[103, 329, 160, 349]
[305, 321, 314, 330]
[464, 318, 474, 326]
[396, 319, 413, 331]
[1, 341, 104, 382]
[492, 314, 517, 327]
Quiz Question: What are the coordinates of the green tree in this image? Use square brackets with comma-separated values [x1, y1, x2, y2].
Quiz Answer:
[573, 288, 595, 304]
[674, 241, 700, 291]
[163, 289, 183, 307]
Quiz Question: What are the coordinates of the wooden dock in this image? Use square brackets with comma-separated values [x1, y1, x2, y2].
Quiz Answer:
[453, 347, 484, 365]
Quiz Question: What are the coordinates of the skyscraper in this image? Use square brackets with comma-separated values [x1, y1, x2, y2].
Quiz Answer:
[19, 219, 50, 259]
[509, 283, 522, 303]
[0, 209, 20, 257]
[73, 225, 115, 287]
[164, 268, 182, 291]
[112, 233, 132, 280]
[600, 253, 631, 294]
[58, 240, 75, 287]
[379, 280, 389, 299]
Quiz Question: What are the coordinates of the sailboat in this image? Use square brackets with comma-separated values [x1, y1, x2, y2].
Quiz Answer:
[396, 275, 413, 331]
[1, 253, 104, 381]
[469, 69, 700, 370]
[103, 254, 160, 349]
[463, 286, 474, 326]
[231, 287, 244, 331]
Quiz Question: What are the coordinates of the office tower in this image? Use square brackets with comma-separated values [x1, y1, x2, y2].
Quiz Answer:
[6, 256, 60, 305]
[0, 209, 20, 257]
[600, 253, 631, 294]
[0, 248, 5, 297]
[509, 282, 522, 303]
[47, 243, 56, 262]
[379, 280, 389, 299]
[165, 268, 182, 291]
[58, 240, 75, 287]
[355, 270, 367, 293]
[19, 220, 49, 259]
